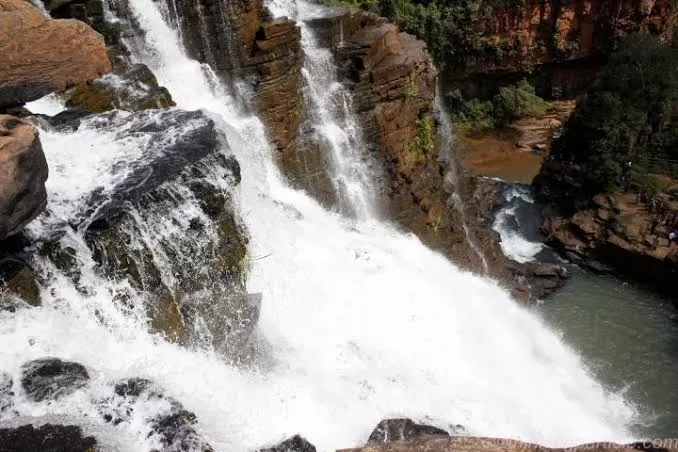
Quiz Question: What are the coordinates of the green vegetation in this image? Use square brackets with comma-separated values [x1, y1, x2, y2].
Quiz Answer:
[553, 34, 678, 194]
[447, 79, 550, 132]
[402, 114, 435, 169]
[316, 0, 522, 71]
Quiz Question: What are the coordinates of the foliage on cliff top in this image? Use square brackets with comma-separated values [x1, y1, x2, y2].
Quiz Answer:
[316, 0, 521, 70]
[552, 34, 678, 194]
[449, 79, 550, 132]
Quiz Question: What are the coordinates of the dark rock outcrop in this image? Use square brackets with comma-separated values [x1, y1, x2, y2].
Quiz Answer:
[21, 358, 90, 402]
[0, 115, 48, 240]
[101, 377, 213, 451]
[0, 424, 96, 452]
[367, 419, 449, 444]
[65, 63, 175, 113]
[258, 435, 317, 452]
[30, 108, 254, 353]
[0, 0, 111, 108]
[72, 109, 221, 229]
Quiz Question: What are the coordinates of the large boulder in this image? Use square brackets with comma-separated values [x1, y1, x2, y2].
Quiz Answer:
[21, 358, 90, 402]
[0, 0, 111, 108]
[0, 115, 48, 240]
[32, 108, 254, 354]
[0, 424, 96, 452]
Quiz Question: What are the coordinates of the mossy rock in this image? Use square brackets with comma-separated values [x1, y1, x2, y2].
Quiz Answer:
[2, 267, 41, 307]
[66, 63, 175, 113]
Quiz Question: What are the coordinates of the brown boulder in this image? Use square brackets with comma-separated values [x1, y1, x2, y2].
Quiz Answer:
[340, 436, 678, 452]
[0, 115, 48, 239]
[0, 0, 111, 108]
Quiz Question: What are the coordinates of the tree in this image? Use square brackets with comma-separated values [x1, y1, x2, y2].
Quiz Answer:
[553, 34, 678, 193]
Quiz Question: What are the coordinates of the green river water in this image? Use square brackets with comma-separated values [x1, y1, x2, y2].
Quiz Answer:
[538, 268, 678, 438]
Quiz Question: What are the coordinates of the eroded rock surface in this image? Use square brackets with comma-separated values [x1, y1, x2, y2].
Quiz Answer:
[21, 358, 90, 402]
[0, 0, 111, 108]
[0, 115, 48, 240]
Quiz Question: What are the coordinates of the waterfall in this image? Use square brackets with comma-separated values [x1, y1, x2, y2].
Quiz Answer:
[271, 1, 379, 219]
[0, 0, 640, 450]
[435, 95, 489, 273]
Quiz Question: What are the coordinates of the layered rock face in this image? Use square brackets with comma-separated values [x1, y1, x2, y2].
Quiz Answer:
[0, 116, 48, 240]
[448, 0, 676, 98]
[0, 0, 111, 108]
[166, 0, 305, 154]
[248, 18, 304, 153]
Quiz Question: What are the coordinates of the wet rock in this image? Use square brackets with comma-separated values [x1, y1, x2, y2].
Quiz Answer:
[258, 435, 317, 452]
[0, 424, 96, 452]
[21, 358, 89, 402]
[0, 372, 14, 414]
[42, 108, 93, 131]
[169, 0, 263, 80]
[0, 0, 110, 108]
[367, 418, 449, 444]
[102, 377, 213, 451]
[66, 63, 175, 113]
[150, 409, 213, 452]
[71, 109, 220, 228]
[0, 115, 48, 240]
[2, 266, 41, 306]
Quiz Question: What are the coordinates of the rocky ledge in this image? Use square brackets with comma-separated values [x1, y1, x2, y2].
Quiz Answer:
[340, 436, 678, 452]
[535, 159, 678, 305]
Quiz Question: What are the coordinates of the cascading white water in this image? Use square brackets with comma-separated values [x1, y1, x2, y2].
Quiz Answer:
[271, 1, 377, 219]
[436, 96, 489, 272]
[0, 0, 641, 450]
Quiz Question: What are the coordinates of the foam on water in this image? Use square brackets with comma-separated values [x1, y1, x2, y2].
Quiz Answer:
[493, 185, 545, 264]
[25, 94, 66, 116]
[0, 0, 641, 450]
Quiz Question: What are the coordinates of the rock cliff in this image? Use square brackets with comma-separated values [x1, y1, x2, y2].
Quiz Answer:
[446, 0, 677, 99]
[534, 159, 678, 304]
